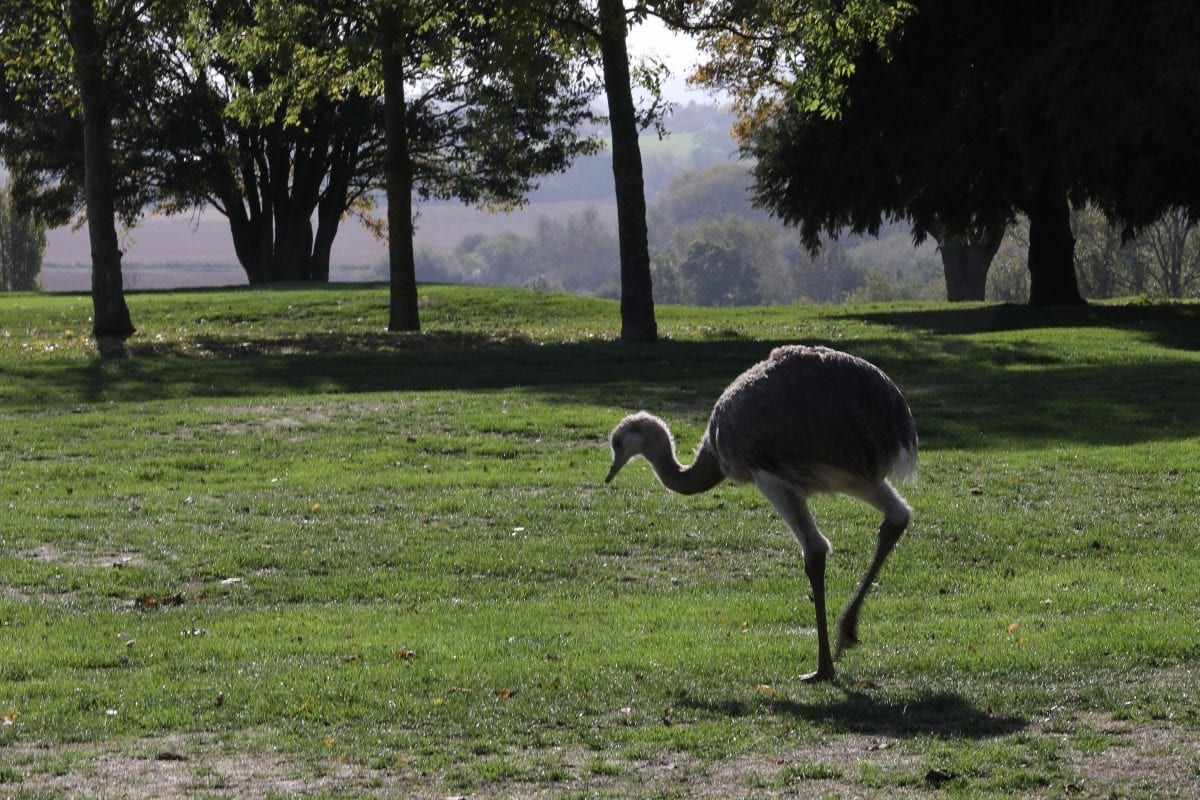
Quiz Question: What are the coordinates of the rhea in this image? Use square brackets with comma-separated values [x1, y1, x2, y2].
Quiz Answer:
[606, 345, 917, 683]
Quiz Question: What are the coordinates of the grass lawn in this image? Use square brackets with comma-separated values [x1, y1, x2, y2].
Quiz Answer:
[0, 284, 1198, 798]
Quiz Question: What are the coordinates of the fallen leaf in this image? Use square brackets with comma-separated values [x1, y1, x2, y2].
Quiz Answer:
[494, 688, 517, 699]
[135, 595, 159, 608]
[394, 649, 416, 661]
[755, 684, 780, 699]
[311, 503, 321, 513]
[1007, 622, 1021, 634]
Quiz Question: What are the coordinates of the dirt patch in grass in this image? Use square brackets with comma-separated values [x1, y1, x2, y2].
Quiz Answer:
[22, 544, 148, 570]
[8, 713, 1196, 799]
[188, 404, 333, 438]
[1054, 712, 1200, 799]
[10, 736, 404, 800]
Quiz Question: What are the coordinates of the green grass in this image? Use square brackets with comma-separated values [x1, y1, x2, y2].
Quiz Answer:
[1, 284, 1198, 797]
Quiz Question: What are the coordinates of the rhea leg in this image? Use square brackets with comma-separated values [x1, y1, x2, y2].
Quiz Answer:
[836, 479, 911, 655]
[755, 476, 836, 683]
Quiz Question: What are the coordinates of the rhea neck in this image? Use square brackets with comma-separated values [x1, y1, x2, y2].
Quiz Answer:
[639, 420, 724, 496]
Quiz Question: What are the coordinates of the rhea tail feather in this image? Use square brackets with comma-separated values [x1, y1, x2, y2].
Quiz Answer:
[889, 445, 919, 484]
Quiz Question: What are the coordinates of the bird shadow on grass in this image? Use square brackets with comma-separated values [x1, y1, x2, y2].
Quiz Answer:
[676, 686, 1025, 740]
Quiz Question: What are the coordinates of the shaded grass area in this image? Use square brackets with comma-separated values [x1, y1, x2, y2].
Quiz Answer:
[1, 285, 1198, 797]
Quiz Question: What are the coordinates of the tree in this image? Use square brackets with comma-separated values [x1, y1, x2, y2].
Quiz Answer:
[159, 0, 381, 284]
[668, 215, 783, 306]
[648, 163, 768, 246]
[1140, 209, 1200, 299]
[532, 1, 678, 340]
[0, 0, 168, 337]
[370, 1, 600, 331]
[1073, 206, 1137, 300]
[595, 0, 659, 341]
[0, 177, 46, 290]
[699, 0, 1200, 307]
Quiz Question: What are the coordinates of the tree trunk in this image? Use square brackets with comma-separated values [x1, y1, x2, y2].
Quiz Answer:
[312, 181, 349, 285]
[68, 0, 134, 339]
[273, 211, 314, 282]
[383, 32, 420, 331]
[1026, 188, 1085, 306]
[597, 0, 657, 343]
[311, 213, 337, 283]
[938, 233, 1003, 301]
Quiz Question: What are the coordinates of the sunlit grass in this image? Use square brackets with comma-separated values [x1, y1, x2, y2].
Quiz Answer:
[0, 285, 1197, 796]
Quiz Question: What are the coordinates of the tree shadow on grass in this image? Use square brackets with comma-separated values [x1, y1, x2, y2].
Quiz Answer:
[677, 686, 1025, 740]
[4, 324, 1200, 450]
[839, 302, 1200, 351]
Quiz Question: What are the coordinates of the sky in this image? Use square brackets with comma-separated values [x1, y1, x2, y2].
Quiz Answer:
[625, 14, 713, 103]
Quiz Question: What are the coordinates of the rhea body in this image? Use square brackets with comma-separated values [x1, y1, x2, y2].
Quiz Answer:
[606, 345, 917, 682]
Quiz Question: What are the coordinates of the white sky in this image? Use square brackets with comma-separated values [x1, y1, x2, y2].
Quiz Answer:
[625, 15, 720, 103]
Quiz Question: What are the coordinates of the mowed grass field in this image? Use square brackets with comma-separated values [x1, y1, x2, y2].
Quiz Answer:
[0, 284, 1198, 798]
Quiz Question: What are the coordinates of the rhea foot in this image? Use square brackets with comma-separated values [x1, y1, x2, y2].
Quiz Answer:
[801, 665, 837, 684]
[835, 615, 860, 657]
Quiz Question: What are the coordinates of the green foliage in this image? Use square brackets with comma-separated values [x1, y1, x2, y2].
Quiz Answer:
[735, 0, 1200, 305]
[656, 214, 785, 306]
[0, 0, 180, 226]
[367, 0, 602, 207]
[688, 0, 913, 137]
[647, 163, 767, 247]
[0, 179, 45, 291]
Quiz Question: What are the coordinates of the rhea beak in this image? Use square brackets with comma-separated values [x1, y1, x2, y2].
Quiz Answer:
[605, 452, 628, 484]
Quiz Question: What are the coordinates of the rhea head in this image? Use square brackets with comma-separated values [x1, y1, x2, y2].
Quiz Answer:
[605, 412, 668, 484]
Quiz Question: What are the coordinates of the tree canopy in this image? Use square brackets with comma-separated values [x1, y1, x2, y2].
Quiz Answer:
[0, 0, 182, 335]
[723, 0, 1200, 306]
